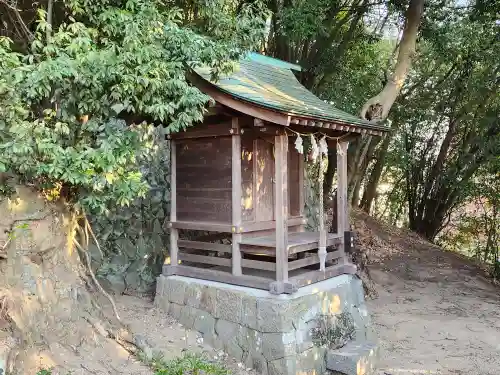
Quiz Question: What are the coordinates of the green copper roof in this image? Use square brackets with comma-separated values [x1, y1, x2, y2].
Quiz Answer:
[246, 52, 302, 71]
[195, 54, 388, 132]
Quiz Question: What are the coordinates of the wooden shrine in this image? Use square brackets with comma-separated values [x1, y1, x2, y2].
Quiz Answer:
[163, 53, 388, 294]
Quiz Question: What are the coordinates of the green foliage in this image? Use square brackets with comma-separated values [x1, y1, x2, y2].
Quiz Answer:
[265, 0, 397, 92]
[142, 352, 229, 375]
[269, 0, 499, 270]
[0, 0, 267, 293]
[389, 11, 500, 240]
[279, 0, 332, 41]
[32, 353, 228, 375]
[360, 3, 499, 252]
[1, 0, 497, 281]
[0, 0, 267, 213]
[0, 179, 15, 199]
[90, 128, 170, 293]
[317, 38, 394, 114]
[438, 162, 500, 277]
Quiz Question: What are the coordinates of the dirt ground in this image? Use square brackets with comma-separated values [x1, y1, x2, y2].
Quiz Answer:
[112, 230, 500, 375]
[44, 222, 500, 375]
[356, 211, 500, 375]
[0, 186, 256, 375]
[114, 295, 258, 375]
[109, 210, 500, 375]
[0, 292, 256, 375]
[2, 199, 499, 375]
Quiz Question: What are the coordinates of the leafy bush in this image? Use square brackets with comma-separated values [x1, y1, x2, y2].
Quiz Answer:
[141, 352, 229, 375]
[0, 0, 268, 292]
[33, 353, 229, 375]
[89, 129, 170, 293]
[0, 0, 268, 212]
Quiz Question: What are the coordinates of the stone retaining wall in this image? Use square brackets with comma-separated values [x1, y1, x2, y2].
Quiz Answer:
[155, 274, 374, 375]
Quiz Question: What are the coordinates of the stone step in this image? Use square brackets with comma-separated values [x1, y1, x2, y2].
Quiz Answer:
[326, 341, 379, 375]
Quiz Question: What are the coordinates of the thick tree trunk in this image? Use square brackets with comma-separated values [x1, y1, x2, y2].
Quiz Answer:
[360, 0, 424, 121]
[347, 0, 425, 197]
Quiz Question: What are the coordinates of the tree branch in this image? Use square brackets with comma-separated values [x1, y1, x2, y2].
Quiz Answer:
[0, 0, 34, 42]
[360, 0, 424, 121]
[46, 0, 54, 41]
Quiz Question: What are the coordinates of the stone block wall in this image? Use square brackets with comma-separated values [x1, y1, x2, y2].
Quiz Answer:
[155, 275, 374, 375]
[89, 132, 170, 295]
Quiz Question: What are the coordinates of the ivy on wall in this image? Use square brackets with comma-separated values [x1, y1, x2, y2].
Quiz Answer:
[89, 130, 170, 295]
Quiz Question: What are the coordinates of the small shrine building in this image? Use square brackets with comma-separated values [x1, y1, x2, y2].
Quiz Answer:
[162, 53, 388, 295]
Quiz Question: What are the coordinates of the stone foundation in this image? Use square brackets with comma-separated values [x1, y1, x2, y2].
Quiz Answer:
[155, 274, 375, 375]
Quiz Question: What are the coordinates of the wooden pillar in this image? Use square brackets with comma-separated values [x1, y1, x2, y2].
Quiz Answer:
[298, 152, 305, 232]
[168, 140, 179, 273]
[274, 133, 289, 287]
[231, 118, 243, 276]
[337, 141, 349, 262]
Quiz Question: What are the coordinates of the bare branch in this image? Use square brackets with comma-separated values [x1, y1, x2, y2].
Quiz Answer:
[0, 0, 34, 42]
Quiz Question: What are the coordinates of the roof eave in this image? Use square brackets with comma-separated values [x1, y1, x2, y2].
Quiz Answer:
[287, 115, 389, 136]
[190, 72, 389, 136]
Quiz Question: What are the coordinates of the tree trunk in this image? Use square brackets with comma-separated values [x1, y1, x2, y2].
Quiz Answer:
[46, 0, 54, 41]
[360, 0, 424, 121]
[360, 133, 393, 212]
[324, 147, 337, 197]
[348, 136, 378, 203]
[351, 172, 363, 207]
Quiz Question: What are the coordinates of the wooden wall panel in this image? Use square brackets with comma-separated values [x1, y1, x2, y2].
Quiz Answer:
[176, 188, 232, 200]
[255, 139, 275, 221]
[176, 137, 232, 223]
[241, 135, 255, 222]
[176, 166, 232, 190]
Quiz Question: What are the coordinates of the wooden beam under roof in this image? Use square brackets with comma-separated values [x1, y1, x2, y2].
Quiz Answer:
[190, 73, 388, 137]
